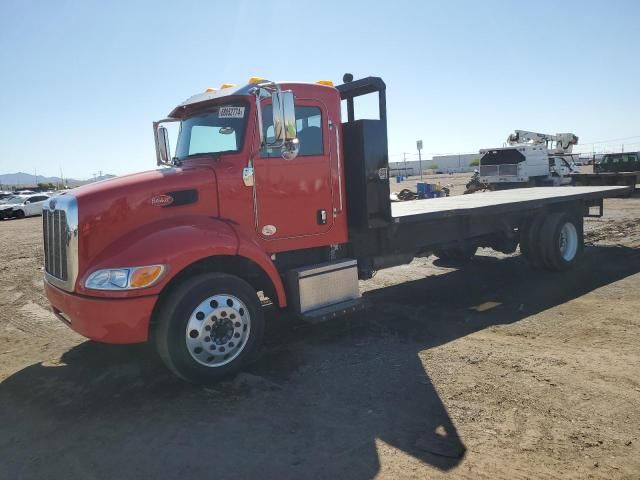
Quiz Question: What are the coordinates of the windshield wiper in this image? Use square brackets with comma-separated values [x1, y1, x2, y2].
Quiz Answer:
[177, 151, 238, 161]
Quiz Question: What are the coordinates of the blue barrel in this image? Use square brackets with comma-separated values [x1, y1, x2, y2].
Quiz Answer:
[396, 175, 402, 183]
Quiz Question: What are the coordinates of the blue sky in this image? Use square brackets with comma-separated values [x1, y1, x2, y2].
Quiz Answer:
[1, 0, 639, 179]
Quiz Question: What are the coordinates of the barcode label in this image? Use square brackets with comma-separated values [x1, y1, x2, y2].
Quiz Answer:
[218, 106, 245, 118]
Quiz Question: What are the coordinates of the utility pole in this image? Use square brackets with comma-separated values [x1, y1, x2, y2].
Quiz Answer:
[416, 140, 423, 181]
[403, 152, 407, 179]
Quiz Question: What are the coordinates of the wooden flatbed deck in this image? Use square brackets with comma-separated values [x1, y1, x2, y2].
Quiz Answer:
[391, 186, 629, 223]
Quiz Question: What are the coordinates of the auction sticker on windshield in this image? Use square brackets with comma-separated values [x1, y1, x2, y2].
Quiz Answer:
[219, 106, 245, 118]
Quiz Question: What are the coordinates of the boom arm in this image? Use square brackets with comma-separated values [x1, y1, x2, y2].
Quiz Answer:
[507, 130, 579, 153]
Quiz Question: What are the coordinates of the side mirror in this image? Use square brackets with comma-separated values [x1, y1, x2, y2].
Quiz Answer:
[271, 90, 297, 143]
[268, 90, 299, 161]
[281, 138, 300, 161]
[154, 125, 171, 166]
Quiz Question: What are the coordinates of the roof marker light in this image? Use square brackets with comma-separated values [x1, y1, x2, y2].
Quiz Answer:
[248, 77, 265, 84]
[316, 80, 334, 87]
[205, 87, 217, 92]
[220, 83, 235, 89]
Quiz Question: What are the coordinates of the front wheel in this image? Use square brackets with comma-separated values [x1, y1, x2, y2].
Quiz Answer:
[154, 273, 264, 384]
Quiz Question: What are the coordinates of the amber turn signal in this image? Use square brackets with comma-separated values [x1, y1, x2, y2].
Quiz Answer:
[129, 265, 164, 289]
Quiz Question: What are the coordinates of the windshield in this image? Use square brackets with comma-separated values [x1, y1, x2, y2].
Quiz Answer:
[0, 196, 24, 204]
[175, 103, 248, 160]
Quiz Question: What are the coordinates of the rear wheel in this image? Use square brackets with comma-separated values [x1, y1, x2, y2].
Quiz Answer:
[520, 214, 546, 269]
[154, 273, 264, 384]
[539, 212, 583, 271]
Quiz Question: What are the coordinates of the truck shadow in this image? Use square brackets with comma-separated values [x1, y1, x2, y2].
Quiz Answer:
[0, 244, 639, 479]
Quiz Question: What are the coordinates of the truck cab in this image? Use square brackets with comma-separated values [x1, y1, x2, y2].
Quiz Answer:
[549, 155, 578, 185]
[43, 77, 366, 382]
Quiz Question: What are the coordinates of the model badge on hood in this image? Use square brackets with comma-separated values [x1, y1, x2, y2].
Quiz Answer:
[150, 194, 174, 207]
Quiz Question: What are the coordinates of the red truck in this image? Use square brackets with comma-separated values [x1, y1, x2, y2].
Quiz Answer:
[42, 75, 628, 383]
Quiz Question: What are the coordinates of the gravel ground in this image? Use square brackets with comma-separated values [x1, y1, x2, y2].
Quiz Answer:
[0, 185, 639, 479]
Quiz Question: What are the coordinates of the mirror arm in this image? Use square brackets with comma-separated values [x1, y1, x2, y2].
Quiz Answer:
[252, 84, 286, 150]
[252, 82, 298, 161]
[254, 91, 265, 147]
[153, 121, 162, 166]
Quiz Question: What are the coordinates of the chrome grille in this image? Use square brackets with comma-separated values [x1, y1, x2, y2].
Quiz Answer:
[43, 209, 69, 280]
[42, 194, 78, 292]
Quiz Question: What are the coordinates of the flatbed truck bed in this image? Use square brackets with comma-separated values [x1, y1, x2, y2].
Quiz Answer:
[391, 186, 629, 223]
[572, 172, 639, 196]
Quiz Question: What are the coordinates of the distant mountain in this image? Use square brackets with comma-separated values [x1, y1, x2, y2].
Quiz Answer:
[0, 172, 116, 188]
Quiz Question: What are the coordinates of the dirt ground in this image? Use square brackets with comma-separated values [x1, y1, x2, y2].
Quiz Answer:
[1, 182, 639, 479]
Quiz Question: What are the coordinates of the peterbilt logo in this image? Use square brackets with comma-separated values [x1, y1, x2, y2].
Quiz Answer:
[49, 199, 57, 210]
[150, 194, 174, 207]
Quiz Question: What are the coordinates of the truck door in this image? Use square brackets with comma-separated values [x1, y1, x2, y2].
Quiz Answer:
[253, 100, 334, 241]
[26, 195, 48, 216]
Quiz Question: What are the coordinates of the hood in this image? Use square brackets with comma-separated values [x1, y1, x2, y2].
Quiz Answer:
[72, 166, 219, 268]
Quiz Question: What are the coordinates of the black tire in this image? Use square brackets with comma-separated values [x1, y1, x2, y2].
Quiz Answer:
[520, 214, 546, 269]
[538, 212, 584, 271]
[154, 272, 264, 384]
[623, 183, 635, 198]
[14, 210, 25, 219]
[433, 245, 478, 264]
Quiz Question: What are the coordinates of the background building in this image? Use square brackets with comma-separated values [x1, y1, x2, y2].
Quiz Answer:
[389, 153, 480, 176]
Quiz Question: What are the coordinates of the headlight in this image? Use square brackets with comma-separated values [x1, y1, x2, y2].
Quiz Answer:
[85, 265, 165, 290]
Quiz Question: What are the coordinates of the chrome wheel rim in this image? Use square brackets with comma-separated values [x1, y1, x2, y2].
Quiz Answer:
[185, 294, 251, 367]
[559, 222, 578, 261]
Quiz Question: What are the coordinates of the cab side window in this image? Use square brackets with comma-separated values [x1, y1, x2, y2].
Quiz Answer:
[261, 105, 323, 157]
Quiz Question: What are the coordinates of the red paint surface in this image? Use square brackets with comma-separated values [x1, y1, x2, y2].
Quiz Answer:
[45, 280, 156, 343]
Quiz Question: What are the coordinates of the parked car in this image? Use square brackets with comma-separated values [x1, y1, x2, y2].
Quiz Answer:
[0, 194, 50, 219]
[595, 152, 640, 173]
